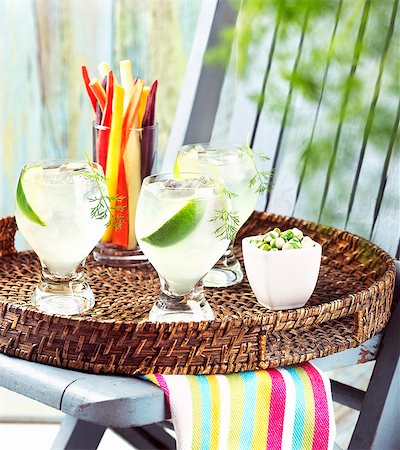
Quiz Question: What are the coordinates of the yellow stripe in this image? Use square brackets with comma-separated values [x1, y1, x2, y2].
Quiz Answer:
[296, 367, 315, 450]
[251, 371, 272, 449]
[208, 375, 221, 449]
[144, 374, 160, 386]
[188, 376, 203, 450]
[227, 373, 245, 448]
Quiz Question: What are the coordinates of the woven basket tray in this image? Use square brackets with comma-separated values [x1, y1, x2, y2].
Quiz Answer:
[0, 212, 395, 375]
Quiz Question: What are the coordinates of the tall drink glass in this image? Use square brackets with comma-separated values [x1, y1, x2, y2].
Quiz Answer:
[15, 160, 109, 315]
[176, 144, 259, 287]
[135, 172, 230, 322]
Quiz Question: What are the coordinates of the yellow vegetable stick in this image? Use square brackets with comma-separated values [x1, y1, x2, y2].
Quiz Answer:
[123, 129, 141, 249]
[138, 86, 150, 128]
[103, 85, 125, 242]
[119, 60, 135, 112]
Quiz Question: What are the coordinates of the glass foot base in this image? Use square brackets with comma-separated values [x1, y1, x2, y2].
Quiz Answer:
[32, 276, 95, 316]
[204, 259, 244, 288]
[93, 242, 149, 268]
[149, 289, 214, 323]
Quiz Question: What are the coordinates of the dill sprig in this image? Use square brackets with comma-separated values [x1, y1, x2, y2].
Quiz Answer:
[209, 176, 240, 241]
[239, 135, 274, 193]
[210, 208, 240, 241]
[83, 152, 126, 230]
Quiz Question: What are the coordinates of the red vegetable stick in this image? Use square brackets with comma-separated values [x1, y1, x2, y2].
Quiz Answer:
[82, 66, 96, 112]
[89, 78, 106, 111]
[112, 159, 129, 248]
[96, 71, 114, 171]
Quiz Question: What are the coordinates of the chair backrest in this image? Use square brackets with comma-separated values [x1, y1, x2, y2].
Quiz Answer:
[164, 0, 399, 258]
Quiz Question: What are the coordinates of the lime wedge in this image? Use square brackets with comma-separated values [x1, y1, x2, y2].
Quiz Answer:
[16, 166, 47, 226]
[174, 148, 199, 174]
[173, 158, 181, 175]
[141, 199, 205, 247]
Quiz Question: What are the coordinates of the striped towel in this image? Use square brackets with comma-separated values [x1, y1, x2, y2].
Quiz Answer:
[144, 362, 335, 450]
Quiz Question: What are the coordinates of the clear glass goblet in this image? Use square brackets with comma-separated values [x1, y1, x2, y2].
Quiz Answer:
[15, 159, 109, 315]
[135, 172, 230, 322]
[176, 144, 259, 287]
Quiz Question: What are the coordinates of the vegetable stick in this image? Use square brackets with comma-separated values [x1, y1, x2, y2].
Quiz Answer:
[98, 61, 112, 79]
[95, 102, 102, 127]
[101, 72, 114, 127]
[89, 78, 106, 111]
[123, 128, 141, 249]
[82, 66, 96, 112]
[121, 79, 144, 150]
[138, 86, 150, 128]
[119, 78, 144, 249]
[112, 159, 129, 247]
[119, 60, 135, 112]
[102, 84, 124, 243]
[142, 80, 158, 127]
[96, 72, 114, 171]
[141, 80, 158, 179]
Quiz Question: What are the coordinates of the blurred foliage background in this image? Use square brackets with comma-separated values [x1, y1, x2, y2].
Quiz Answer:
[210, 0, 399, 254]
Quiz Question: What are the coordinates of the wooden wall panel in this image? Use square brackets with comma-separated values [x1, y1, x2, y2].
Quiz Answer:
[0, 0, 113, 217]
[115, 0, 201, 159]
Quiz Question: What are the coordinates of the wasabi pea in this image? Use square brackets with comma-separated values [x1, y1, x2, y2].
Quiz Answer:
[292, 228, 303, 239]
[251, 226, 316, 252]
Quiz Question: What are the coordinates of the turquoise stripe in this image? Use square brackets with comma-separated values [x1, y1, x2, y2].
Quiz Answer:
[285, 367, 306, 450]
[239, 372, 258, 450]
[197, 376, 212, 450]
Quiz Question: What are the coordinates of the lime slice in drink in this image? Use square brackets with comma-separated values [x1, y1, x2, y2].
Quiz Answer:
[174, 148, 199, 174]
[141, 199, 205, 247]
[16, 166, 48, 226]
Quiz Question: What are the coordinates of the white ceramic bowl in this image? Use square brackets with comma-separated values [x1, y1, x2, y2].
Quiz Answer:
[242, 236, 322, 310]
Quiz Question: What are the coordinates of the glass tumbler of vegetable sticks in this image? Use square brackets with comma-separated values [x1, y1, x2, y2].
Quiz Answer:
[92, 122, 158, 267]
[82, 61, 158, 267]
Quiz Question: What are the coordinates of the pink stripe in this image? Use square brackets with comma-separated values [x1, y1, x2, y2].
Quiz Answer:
[154, 374, 172, 417]
[266, 369, 286, 450]
[302, 363, 330, 450]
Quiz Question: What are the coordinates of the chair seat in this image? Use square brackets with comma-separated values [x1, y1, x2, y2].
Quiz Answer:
[0, 334, 381, 427]
[0, 353, 165, 428]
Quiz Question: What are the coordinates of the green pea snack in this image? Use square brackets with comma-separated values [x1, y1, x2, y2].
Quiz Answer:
[250, 227, 316, 251]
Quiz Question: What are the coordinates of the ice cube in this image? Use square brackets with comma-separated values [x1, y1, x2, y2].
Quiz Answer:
[154, 179, 195, 199]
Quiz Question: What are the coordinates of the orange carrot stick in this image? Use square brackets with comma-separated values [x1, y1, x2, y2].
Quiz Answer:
[89, 78, 106, 111]
[121, 79, 144, 150]
[112, 159, 129, 247]
[102, 85, 124, 243]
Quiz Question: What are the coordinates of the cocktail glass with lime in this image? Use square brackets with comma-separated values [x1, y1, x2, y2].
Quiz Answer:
[15, 160, 109, 315]
[176, 144, 260, 287]
[135, 172, 230, 322]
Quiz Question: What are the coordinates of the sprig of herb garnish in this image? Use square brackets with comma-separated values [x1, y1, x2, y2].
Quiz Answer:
[239, 136, 274, 193]
[83, 152, 125, 230]
[209, 174, 240, 241]
[210, 208, 240, 241]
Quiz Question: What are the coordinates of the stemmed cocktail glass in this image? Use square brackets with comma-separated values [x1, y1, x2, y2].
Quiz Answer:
[176, 144, 260, 287]
[15, 160, 109, 315]
[135, 172, 230, 322]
